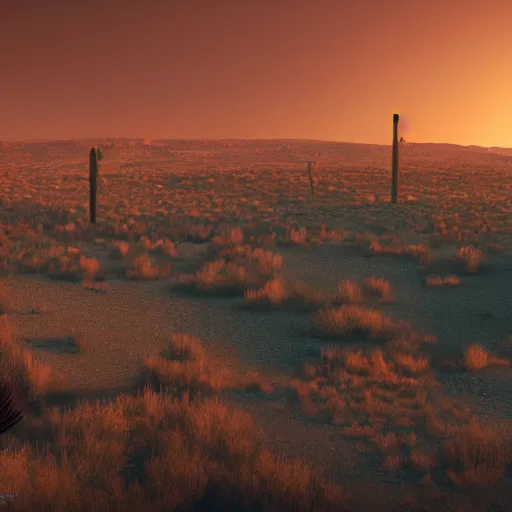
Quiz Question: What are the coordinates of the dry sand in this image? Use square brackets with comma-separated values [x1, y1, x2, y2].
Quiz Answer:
[1, 138, 512, 509]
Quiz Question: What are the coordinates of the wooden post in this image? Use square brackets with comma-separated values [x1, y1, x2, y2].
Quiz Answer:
[307, 161, 315, 200]
[89, 147, 98, 223]
[391, 114, 399, 204]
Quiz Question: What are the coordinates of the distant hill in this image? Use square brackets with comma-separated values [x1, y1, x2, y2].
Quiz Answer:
[2, 138, 510, 151]
[2, 139, 511, 165]
[486, 147, 512, 156]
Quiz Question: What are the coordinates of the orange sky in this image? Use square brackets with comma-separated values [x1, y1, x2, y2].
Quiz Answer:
[2, 0, 511, 147]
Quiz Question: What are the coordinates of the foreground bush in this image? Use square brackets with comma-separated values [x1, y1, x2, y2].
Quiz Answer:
[0, 315, 53, 404]
[0, 387, 350, 512]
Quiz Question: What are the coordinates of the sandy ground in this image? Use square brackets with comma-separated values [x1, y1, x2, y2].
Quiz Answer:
[2, 139, 512, 508]
[4, 237, 512, 493]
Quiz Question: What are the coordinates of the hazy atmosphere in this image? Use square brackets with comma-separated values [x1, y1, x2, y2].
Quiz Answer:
[2, 0, 512, 146]
[1, 1, 512, 511]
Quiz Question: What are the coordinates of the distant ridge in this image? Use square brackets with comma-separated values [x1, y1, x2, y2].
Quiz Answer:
[1, 138, 511, 153]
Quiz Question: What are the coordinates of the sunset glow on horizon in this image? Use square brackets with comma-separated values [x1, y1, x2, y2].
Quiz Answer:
[2, 0, 512, 148]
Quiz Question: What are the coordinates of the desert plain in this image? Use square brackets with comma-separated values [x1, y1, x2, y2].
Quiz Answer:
[0, 138, 511, 511]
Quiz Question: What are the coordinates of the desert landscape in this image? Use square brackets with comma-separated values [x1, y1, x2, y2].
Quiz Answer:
[0, 138, 511, 511]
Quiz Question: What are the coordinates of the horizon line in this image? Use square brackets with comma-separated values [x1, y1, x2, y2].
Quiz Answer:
[2, 137, 512, 150]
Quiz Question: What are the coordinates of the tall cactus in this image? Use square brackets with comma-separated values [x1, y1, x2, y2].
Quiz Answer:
[89, 147, 102, 223]
[307, 161, 316, 201]
[391, 114, 399, 204]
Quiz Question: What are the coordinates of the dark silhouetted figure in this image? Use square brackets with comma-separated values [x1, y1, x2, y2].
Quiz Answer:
[0, 368, 24, 436]
[399, 137, 405, 143]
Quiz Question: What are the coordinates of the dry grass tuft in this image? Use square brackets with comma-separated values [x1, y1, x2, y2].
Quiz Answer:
[0, 385, 346, 511]
[289, 340, 439, 435]
[464, 344, 489, 371]
[79, 255, 101, 280]
[424, 274, 462, 287]
[244, 276, 287, 306]
[358, 236, 431, 263]
[336, 281, 363, 303]
[443, 422, 512, 486]
[456, 245, 484, 273]
[0, 315, 53, 403]
[392, 353, 430, 377]
[463, 343, 509, 372]
[244, 277, 330, 311]
[142, 333, 252, 397]
[173, 246, 282, 296]
[443, 274, 461, 286]
[161, 333, 206, 362]
[224, 245, 283, 276]
[126, 253, 171, 280]
[108, 240, 131, 259]
[280, 226, 310, 246]
[361, 277, 394, 302]
[313, 304, 408, 342]
[333, 277, 394, 305]
[173, 260, 250, 296]
[149, 238, 179, 258]
[212, 225, 245, 246]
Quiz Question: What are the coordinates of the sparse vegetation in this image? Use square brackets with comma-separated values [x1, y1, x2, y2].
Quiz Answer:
[464, 344, 489, 371]
[108, 240, 131, 259]
[463, 343, 509, 372]
[243, 276, 331, 311]
[425, 274, 461, 287]
[0, 315, 53, 403]
[244, 276, 287, 306]
[173, 246, 282, 296]
[456, 245, 485, 273]
[313, 304, 409, 342]
[443, 422, 512, 486]
[126, 252, 171, 279]
[0, 139, 512, 510]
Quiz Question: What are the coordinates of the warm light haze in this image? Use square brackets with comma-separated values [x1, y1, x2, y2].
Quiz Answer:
[2, 3, 512, 510]
[2, 0, 512, 147]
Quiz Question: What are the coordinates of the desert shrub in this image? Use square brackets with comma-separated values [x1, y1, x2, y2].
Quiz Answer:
[456, 245, 484, 273]
[126, 253, 170, 280]
[464, 344, 488, 371]
[173, 245, 281, 296]
[0, 386, 347, 511]
[109, 240, 131, 259]
[0, 316, 52, 404]
[313, 305, 408, 342]
[362, 277, 394, 302]
[244, 277, 287, 306]
[443, 422, 512, 486]
[335, 281, 363, 303]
